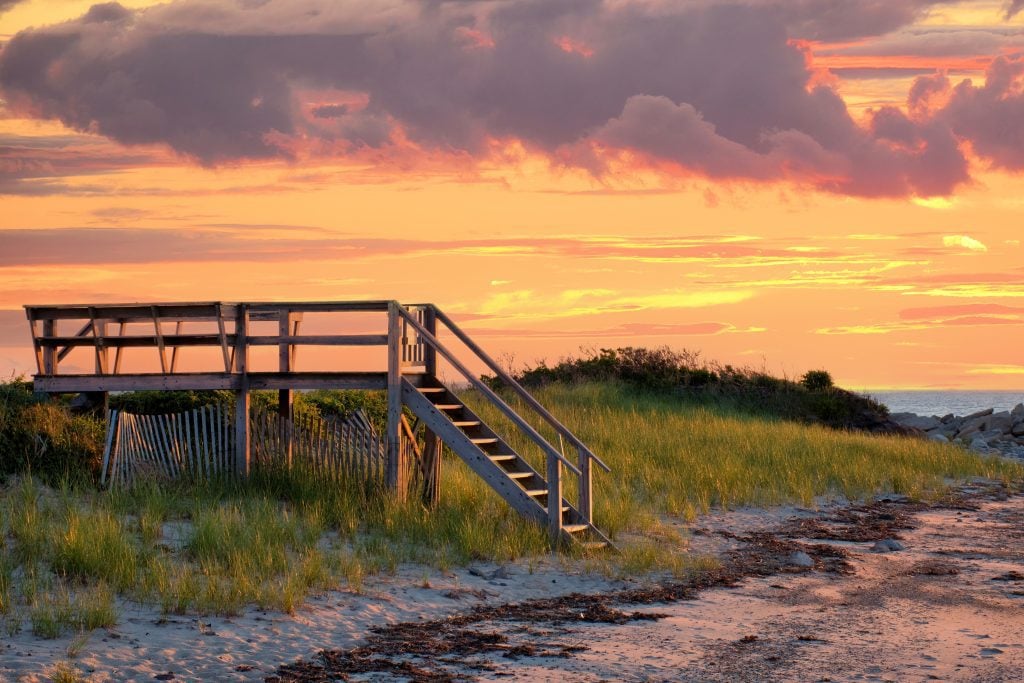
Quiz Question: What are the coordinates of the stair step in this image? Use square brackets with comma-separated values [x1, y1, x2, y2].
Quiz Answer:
[524, 489, 548, 497]
[562, 524, 589, 534]
[434, 404, 463, 410]
[506, 471, 534, 480]
[452, 421, 481, 428]
[488, 454, 517, 462]
[417, 387, 446, 394]
[470, 437, 499, 445]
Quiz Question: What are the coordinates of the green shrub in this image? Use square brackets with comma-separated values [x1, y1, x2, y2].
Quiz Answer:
[0, 380, 104, 484]
[496, 347, 889, 430]
[800, 370, 834, 391]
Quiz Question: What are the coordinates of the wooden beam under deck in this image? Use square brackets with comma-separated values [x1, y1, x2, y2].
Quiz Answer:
[33, 372, 389, 393]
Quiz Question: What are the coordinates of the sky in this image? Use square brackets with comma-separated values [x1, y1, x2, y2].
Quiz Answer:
[1, 0, 1023, 391]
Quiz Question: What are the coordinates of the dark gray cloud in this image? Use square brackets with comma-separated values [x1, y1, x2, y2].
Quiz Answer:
[763, 0, 947, 41]
[0, 0, 25, 15]
[0, 0, 1007, 196]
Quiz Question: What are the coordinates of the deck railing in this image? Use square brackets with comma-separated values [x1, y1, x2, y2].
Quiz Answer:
[393, 302, 608, 536]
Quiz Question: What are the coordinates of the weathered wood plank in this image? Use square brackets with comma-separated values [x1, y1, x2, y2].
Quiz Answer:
[33, 372, 387, 393]
[249, 334, 388, 346]
[234, 304, 250, 477]
[42, 320, 56, 375]
[100, 410, 118, 486]
[386, 303, 404, 495]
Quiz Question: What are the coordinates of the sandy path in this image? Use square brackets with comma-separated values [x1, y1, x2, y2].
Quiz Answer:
[3, 491, 1022, 682]
[431, 494, 1024, 682]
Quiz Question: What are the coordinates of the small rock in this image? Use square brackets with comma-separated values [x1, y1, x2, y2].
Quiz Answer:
[963, 407, 994, 422]
[871, 539, 905, 553]
[1011, 420, 1024, 437]
[154, 674, 175, 681]
[928, 433, 949, 443]
[940, 413, 956, 424]
[894, 414, 942, 431]
[969, 437, 990, 453]
[489, 566, 512, 580]
[987, 412, 1013, 434]
[788, 551, 814, 567]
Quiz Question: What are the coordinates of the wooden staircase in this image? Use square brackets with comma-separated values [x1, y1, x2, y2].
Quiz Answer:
[394, 304, 612, 549]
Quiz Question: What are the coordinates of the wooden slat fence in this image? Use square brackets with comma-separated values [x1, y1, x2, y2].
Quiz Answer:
[102, 405, 386, 488]
[249, 406, 386, 482]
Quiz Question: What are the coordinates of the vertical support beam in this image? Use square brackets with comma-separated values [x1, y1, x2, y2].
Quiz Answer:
[578, 447, 592, 526]
[151, 306, 168, 374]
[90, 312, 109, 375]
[278, 310, 294, 466]
[170, 321, 183, 373]
[386, 301, 406, 498]
[216, 305, 232, 372]
[422, 428, 442, 507]
[234, 304, 251, 477]
[26, 310, 44, 375]
[113, 321, 126, 374]
[42, 319, 56, 376]
[423, 306, 437, 378]
[547, 453, 563, 545]
[90, 316, 110, 415]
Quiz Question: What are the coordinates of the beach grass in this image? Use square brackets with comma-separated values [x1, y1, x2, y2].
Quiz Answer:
[0, 380, 1020, 634]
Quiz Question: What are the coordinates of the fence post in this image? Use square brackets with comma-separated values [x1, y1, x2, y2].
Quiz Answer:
[42, 319, 56, 376]
[386, 302, 407, 498]
[547, 453, 562, 544]
[578, 447, 592, 526]
[278, 309, 294, 467]
[234, 304, 251, 477]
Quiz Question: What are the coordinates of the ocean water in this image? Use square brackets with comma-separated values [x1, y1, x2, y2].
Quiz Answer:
[865, 391, 1024, 417]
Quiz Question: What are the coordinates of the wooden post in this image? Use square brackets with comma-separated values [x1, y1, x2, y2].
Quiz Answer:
[234, 304, 251, 477]
[422, 428, 442, 507]
[386, 302, 406, 498]
[578, 447, 592, 526]
[278, 310, 294, 466]
[547, 453, 562, 545]
[92, 317, 109, 413]
[42, 319, 56, 376]
[423, 306, 437, 377]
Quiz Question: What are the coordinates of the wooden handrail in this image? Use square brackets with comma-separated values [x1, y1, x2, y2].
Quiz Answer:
[395, 306, 582, 477]
[430, 307, 611, 473]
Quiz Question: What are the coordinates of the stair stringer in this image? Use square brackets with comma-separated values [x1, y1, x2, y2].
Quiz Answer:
[401, 380, 549, 527]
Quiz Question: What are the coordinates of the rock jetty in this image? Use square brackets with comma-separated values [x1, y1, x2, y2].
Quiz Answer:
[889, 403, 1024, 459]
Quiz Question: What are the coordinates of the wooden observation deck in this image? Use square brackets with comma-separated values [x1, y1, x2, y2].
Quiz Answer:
[24, 300, 611, 548]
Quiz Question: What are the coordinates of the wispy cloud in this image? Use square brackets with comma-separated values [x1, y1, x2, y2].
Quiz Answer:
[942, 234, 988, 252]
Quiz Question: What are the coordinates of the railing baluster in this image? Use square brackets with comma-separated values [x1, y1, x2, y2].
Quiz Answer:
[578, 447, 592, 525]
[547, 454, 562, 542]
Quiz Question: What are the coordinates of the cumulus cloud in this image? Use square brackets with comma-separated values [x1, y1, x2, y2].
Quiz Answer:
[0, 0, 1006, 196]
[943, 235, 988, 252]
[938, 56, 1024, 170]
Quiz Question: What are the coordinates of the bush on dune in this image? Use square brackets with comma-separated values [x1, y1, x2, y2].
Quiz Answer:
[0, 379, 104, 484]
[489, 347, 892, 432]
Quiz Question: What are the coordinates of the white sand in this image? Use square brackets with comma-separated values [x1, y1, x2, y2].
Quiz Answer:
[3, 495, 1023, 682]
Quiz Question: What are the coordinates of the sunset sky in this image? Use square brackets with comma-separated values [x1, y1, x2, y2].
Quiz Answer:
[1, 0, 1023, 390]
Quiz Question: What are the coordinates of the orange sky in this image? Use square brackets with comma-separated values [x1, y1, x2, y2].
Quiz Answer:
[1, 1, 1023, 390]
